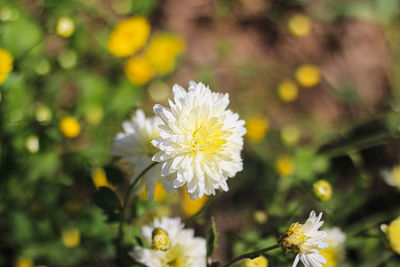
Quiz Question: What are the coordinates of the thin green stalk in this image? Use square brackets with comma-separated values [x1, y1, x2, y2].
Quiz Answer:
[345, 207, 400, 236]
[117, 162, 158, 264]
[223, 244, 279, 267]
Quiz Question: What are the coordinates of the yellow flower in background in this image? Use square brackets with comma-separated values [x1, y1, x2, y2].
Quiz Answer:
[15, 258, 33, 267]
[382, 166, 400, 190]
[288, 14, 312, 37]
[62, 228, 81, 248]
[313, 179, 333, 201]
[295, 64, 321, 87]
[246, 116, 269, 143]
[253, 210, 268, 224]
[386, 216, 400, 254]
[91, 168, 114, 189]
[275, 155, 295, 177]
[320, 227, 346, 267]
[277, 80, 298, 102]
[181, 188, 208, 217]
[56, 17, 75, 38]
[59, 117, 80, 138]
[124, 56, 155, 85]
[242, 255, 268, 267]
[107, 16, 150, 57]
[140, 182, 168, 202]
[0, 48, 13, 84]
[145, 33, 185, 74]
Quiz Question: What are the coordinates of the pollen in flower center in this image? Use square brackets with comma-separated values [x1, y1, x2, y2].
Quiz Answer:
[190, 124, 227, 153]
[165, 245, 186, 267]
[279, 223, 309, 253]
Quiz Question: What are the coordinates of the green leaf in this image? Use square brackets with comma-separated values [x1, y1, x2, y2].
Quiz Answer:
[93, 187, 121, 212]
[206, 217, 218, 257]
[207, 262, 220, 267]
[1, 15, 43, 57]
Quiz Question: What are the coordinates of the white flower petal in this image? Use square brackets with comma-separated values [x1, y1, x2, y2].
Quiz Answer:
[131, 217, 207, 267]
[151, 81, 246, 199]
[110, 109, 173, 197]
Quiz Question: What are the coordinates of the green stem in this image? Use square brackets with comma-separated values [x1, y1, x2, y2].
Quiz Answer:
[223, 244, 279, 267]
[319, 131, 395, 159]
[345, 207, 400, 236]
[117, 162, 158, 264]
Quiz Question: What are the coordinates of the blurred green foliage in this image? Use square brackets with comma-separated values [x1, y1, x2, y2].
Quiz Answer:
[1, 0, 400, 266]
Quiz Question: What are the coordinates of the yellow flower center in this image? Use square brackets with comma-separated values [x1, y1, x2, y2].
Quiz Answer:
[152, 227, 170, 251]
[165, 245, 187, 267]
[191, 123, 227, 153]
[279, 223, 309, 253]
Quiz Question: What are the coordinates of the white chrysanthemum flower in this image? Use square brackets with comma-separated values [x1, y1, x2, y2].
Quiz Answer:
[320, 227, 346, 267]
[279, 210, 329, 267]
[152, 81, 246, 199]
[381, 166, 400, 190]
[131, 217, 207, 267]
[110, 109, 172, 199]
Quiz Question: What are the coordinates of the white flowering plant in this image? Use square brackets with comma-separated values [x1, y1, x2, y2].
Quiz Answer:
[2, 1, 400, 267]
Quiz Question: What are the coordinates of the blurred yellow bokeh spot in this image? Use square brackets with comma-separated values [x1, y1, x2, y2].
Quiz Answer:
[15, 258, 33, 267]
[91, 168, 114, 189]
[386, 216, 400, 254]
[246, 116, 269, 143]
[277, 80, 298, 102]
[242, 255, 268, 267]
[62, 228, 81, 248]
[288, 14, 312, 37]
[145, 33, 185, 75]
[59, 117, 80, 138]
[275, 155, 295, 177]
[56, 17, 75, 38]
[107, 16, 150, 58]
[0, 48, 13, 84]
[295, 64, 320, 87]
[25, 135, 39, 154]
[140, 182, 168, 202]
[85, 105, 104, 125]
[313, 179, 333, 201]
[35, 105, 52, 125]
[181, 188, 208, 217]
[281, 125, 301, 147]
[320, 245, 340, 267]
[124, 56, 155, 85]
